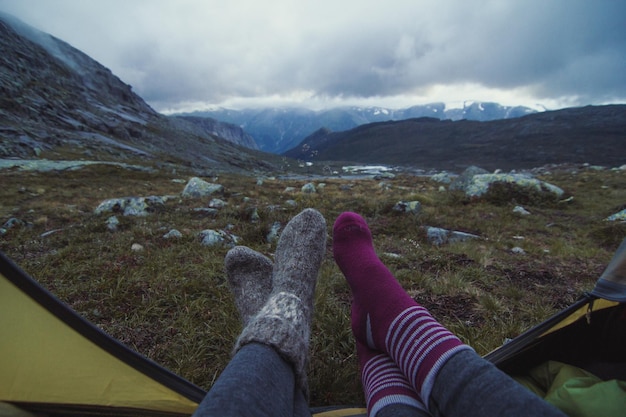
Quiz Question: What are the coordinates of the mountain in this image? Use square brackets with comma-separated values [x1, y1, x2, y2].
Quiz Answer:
[283, 105, 626, 172]
[0, 13, 277, 172]
[180, 102, 537, 153]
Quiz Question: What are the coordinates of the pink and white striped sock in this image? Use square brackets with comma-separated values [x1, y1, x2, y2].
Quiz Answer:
[333, 212, 472, 403]
[357, 340, 426, 417]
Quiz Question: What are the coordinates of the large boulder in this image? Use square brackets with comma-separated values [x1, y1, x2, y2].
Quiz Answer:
[182, 177, 224, 198]
[450, 166, 490, 191]
[464, 173, 564, 199]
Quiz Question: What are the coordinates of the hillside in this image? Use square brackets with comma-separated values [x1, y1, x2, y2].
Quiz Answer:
[284, 105, 626, 172]
[0, 13, 278, 173]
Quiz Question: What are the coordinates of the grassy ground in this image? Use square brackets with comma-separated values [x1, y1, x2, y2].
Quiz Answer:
[1, 163, 624, 406]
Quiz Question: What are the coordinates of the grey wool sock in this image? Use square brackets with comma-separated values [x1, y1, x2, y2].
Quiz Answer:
[225, 246, 273, 326]
[235, 208, 327, 393]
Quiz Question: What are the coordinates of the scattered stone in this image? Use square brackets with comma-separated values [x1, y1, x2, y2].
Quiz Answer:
[606, 209, 626, 222]
[379, 182, 392, 191]
[163, 229, 182, 239]
[131, 243, 144, 251]
[283, 187, 296, 193]
[0, 217, 26, 235]
[431, 172, 457, 184]
[301, 183, 316, 194]
[192, 208, 219, 217]
[513, 206, 531, 216]
[438, 186, 446, 192]
[511, 247, 526, 255]
[249, 208, 260, 223]
[106, 216, 120, 231]
[198, 229, 239, 247]
[208, 198, 227, 208]
[425, 226, 481, 246]
[393, 201, 422, 214]
[95, 196, 172, 216]
[374, 172, 396, 180]
[285, 200, 297, 207]
[40, 229, 62, 238]
[266, 221, 282, 243]
[181, 177, 224, 198]
[256, 177, 264, 186]
[339, 184, 353, 191]
[382, 252, 403, 259]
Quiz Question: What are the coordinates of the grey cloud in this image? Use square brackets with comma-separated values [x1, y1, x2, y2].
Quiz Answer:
[0, 0, 624, 109]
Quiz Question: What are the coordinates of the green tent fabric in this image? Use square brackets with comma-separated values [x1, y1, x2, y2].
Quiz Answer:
[515, 361, 626, 417]
[0, 251, 205, 417]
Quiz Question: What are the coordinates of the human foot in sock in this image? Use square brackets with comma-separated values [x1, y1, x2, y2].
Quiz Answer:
[357, 340, 426, 417]
[333, 212, 472, 403]
[225, 246, 273, 325]
[235, 208, 327, 391]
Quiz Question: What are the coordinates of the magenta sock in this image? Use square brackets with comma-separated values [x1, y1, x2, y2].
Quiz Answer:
[357, 340, 426, 417]
[333, 212, 472, 404]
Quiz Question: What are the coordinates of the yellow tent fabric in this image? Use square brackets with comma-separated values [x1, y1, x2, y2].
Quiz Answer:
[0, 252, 202, 416]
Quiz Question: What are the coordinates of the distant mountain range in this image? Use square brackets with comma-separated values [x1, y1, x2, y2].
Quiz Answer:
[179, 102, 537, 153]
[283, 104, 626, 172]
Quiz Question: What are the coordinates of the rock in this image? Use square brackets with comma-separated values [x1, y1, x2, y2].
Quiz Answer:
[208, 198, 227, 208]
[192, 208, 219, 217]
[431, 172, 457, 184]
[181, 177, 224, 198]
[511, 247, 526, 255]
[95, 196, 171, 216]
[393, 201, 422, 214]
[379, 182, 392, 191]
[513, 206, 531, 215]
[163, 229, 182, 239]
[285, 200, 297, 207]
[606, 209, 626, 222]
[250, 208, 260, 223]
[198, 229, 238, 247]
[106, 216, 120, 231]
[425, 226, 480, 246]
[266, 221, 282, 243]
[131, 243, 144, 251]
[450, 166, 490, 191]
[464, 173, 564, 199]
[1, 217, 26, 235]
[301, 183, 316, 194]
[283, 187, 296, 193]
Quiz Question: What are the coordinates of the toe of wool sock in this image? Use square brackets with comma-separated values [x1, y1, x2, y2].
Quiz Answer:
[225, 246, 273, 325]
[333, 212, 417, 351]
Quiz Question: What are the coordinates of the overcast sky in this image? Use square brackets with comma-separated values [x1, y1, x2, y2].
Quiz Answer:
[1, 0, 625, 113]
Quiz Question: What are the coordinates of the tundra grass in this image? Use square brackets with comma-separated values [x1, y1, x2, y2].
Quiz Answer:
[0, 164, 624, 407]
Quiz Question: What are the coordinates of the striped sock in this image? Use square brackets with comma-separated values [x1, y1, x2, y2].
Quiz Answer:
[333, 212, 472, 404]
[357, 340, 426, 417]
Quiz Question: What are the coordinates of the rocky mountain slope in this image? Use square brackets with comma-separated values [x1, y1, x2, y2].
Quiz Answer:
[284, 104, 626, 172]
[180, 102, 536, 153]
[0, 13, 274, 173]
